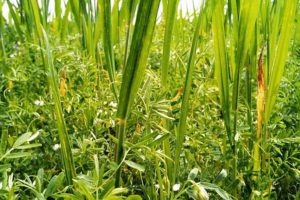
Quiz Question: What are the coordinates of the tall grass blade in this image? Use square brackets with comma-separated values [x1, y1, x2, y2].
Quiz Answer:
[161, 0, 179, 88]
[115, 0, 160, 187]
[60, 1, 71, 40]
[174, 2, 205, 181]
[41, 27, 76, 185]
[29, 0, 76, 184]
[123, 0, 139, 66]
[30, 0, 43, 40]
[69, 0, 80, 29]
[112, 0, 120, 45]
[0, 0, 6, 61]
[212, 0, 231, 145]
[265, 0, 297, 121]
[100, 0, 118, 100]
[252, 46, 265, 181]
[55, 0, 62, 26]
[7, 1, 24, 40]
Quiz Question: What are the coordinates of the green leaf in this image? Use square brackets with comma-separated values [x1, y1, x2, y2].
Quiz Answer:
[126, 195, 142, 200]
[104, 196, 123, 200]
[161, 0, 179, 87]
[124, 160, 145, 172]
[115, 0, 160, 187]
[200, 182, 232, 200]
[212, 0, 231, 144]
[15, 143, 42, 150]
[188, 168, 199, 180]
[0, 164, 11, 172]
[13, 132, 32, 148]
[44, 172, 65, 198]
[100, 0, 118, 99]
[174, 2, 206, 181]
[73, 179, 94, 200]
[5, 152, 32, 159]
[265, 0, 298, 121]
[41, 27, 76, 185]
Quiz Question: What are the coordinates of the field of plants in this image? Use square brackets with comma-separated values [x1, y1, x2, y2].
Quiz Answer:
[0, 0, 299, 199]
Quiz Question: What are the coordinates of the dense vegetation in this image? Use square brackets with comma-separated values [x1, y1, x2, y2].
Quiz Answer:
[0, 0, 299, 199]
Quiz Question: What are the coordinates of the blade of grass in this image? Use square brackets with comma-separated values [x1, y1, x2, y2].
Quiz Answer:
[252, 46, 265, 181]
[160, 0, 179, 88]
[60, 1, 71, 40]
[30, 0, 76, 185]
[7, 1, 24, 40]
[69, 0, 80, 29]
[112, 0, 120, 46]
[0, 127, 8, 156]
[212, 0, 231, 146]
[30, 0, 43, 40]
[115, 0, 160, 187]
[232, 0, 260, 141]
[174, 2, 205, 182]
[123, 0, 139, 67]
[265, 0, 297, 121]
[55, 0, 62, 28]
[41, 27, 76, 185]
[100, 0, 118, 100]
[0, 0, 6, 61]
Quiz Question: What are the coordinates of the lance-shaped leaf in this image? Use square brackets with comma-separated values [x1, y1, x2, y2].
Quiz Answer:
[115, 0, 160, 187]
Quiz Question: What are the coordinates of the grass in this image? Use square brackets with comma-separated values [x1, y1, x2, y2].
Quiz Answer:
[115, 0, 160, 187]
[0, 0, 299, 199]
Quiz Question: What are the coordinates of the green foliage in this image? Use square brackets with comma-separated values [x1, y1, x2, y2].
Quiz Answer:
[0, 0, 299, 199]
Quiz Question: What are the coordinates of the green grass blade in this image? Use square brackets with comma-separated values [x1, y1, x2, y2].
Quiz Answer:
[160, 0, 179, 88]
[55, 0, 62, 23]
[30, 0, 43, 40]
[112, 0, 120, 45]
[174, 4, 204, 181]
[69, 0, 80, 29]
[7, 1, 24, 39]
[115, 0, 160, 187]
[30, 1, 76, 184]
[0, 0, 6, 60]
[265, 0, 297, 121]
[0, 127, 8, 156]
[212, 0, 231, 145]
[94, 2, 104, 51]
[231, 0, 260, 135]
[100, 0, 118, 100]
[60, 1, 71, 40]
[41, 27, 76, 185]
[123, 0, 139, 67]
